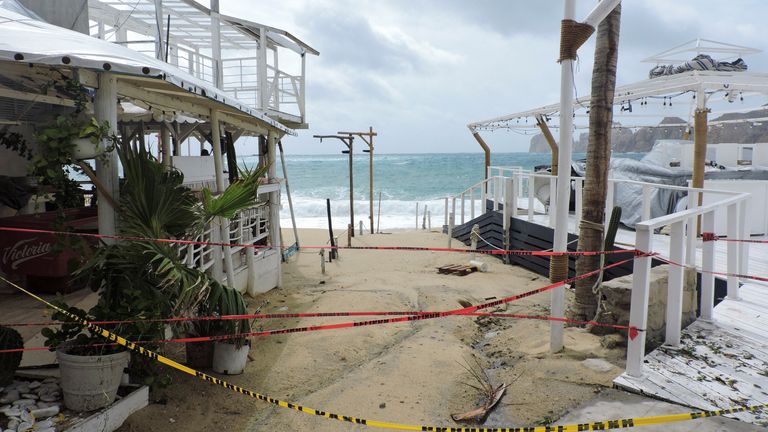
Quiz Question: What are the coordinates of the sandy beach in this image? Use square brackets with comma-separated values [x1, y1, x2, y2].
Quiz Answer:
[114, 228, 628, 431]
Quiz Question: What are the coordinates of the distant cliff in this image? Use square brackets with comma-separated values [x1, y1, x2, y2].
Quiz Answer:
[528, 109, 768, 153]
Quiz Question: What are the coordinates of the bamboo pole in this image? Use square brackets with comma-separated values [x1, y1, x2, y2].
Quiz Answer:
[535, 114, 559, 176]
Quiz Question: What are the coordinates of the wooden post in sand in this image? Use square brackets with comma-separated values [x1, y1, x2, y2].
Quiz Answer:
[326, 198, 336, 260]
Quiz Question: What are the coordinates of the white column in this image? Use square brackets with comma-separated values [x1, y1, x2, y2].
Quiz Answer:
[665, 221, 685, 347]
[268, 132, 282, 287]
[160, 124, 171, 167]
[258, 27, 269, 110]
[726, 204, 740, 300]
[551, 0, 576, 353]
[210, 110, 233, 286]
[153, 0, 165, 61]
[626, 226, 653, 377]
[700, 211, 716, 320]
[94, 72, 118, 243]
[210, 0, 223, 89]
[299, 53, 306, 122]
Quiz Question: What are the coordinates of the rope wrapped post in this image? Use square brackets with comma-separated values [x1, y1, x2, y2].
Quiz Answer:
[558, 19, 596, 63]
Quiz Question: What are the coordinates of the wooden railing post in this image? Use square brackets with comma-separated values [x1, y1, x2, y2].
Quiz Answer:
[627, 226, 653, 378]
[447, 212, 454, 248]
[665, 220, 686, 347]
[701, 210, 716, 321]
[641, 184, 652, 221]
[527, 173, 535, 221]
[493, 177, 501, 211]
[470, 189, 475, 220]
[510, 174, 519, 218]
[726, 204, 740, 300]
[444, 197, 449, 226]
[738, 199, 749, 277]
[548, 176, 557, 228]
[575, 177, 583, 223]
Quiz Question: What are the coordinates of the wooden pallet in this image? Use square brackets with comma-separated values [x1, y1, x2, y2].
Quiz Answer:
[437, 264, 478, 276]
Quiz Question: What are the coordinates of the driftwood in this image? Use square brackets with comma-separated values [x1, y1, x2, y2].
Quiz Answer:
[450, 383, 508, 422]
[451, 357, 509, 422]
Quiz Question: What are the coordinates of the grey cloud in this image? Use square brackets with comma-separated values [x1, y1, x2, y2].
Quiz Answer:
[295, 5, 424, 74]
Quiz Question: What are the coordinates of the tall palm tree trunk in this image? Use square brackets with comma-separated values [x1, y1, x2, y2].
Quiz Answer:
[572, 4, 621, 321]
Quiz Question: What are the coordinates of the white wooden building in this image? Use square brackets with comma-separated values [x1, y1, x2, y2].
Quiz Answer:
[0, 1, 318, 296]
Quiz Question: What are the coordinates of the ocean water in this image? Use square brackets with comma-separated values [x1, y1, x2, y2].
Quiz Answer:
[241, 152, 644, 232]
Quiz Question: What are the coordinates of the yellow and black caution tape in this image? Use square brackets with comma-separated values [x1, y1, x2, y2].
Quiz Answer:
[4, 275, 765, 432]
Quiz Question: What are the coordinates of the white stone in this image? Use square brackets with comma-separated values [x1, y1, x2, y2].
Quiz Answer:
[30, 405, 59, 418]
[34, 420, 54, 429]
[581, 358, 615, 373]
[0, 390, 20, 404]
[36, 428, 55, 432]
[16, 422, 33, 432]
[19, 409, 33, 424]
[2, 408, 21, 417]
[6, 419, 19, 430]
[19, 394, 37, 401]
[38, 393, 59, 403]
[11, 399, 34, 408]
[27, 382, 40, 390]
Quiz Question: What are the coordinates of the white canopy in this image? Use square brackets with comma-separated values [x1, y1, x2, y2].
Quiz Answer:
[0, 7, 293, 135]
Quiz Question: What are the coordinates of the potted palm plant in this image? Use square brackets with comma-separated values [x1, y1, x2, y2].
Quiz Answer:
[65, 143, 266, 378]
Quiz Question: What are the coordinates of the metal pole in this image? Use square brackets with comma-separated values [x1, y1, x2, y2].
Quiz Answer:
[369, 127, 375, 234]
[278, 141, 300, 248]
[348, 138, 354, 237]
[551, 0, 576, 354]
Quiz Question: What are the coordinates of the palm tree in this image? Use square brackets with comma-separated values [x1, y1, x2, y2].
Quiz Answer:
[78, 142, 267, 343]
[571, 4, 622, 322]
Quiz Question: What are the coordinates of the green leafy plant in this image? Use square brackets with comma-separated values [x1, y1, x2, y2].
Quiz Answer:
[45, 141, 266, 367]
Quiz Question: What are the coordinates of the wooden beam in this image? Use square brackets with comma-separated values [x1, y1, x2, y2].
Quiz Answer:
[535, 114, 559, 175]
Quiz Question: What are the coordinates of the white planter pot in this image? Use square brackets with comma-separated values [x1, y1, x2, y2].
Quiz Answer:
[71, 137, 101, 160]
[57, 349, 130, 411]
[212, 342, 249, 375]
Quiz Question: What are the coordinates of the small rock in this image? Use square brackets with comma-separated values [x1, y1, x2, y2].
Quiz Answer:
[277, 306, 288, 312]
[39, 394, 59, 403]
[11, 399, 35, 408]
[15, 385, 29, 394]
[20, 409, 33, 423]
[600, 333, 627, 349]
[6, 419, 19, 430]
[34, 420, 54, 429]
[169, 418, 176, 424]
[31, 405, 59, 418]
[16, 422, 33, 432]
[27, 382, 40, 390]
[36, 429, 55, 432]
[581, 358, 614, 373]
[0, 390, 20, 404]
[20, 394, 37, 401]
[484, 331, 499, 339]
[2, 408, 21, 417]
[378, 402, 386, 409]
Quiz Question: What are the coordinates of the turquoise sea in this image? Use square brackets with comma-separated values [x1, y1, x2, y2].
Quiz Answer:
[241, 152, 644, 231]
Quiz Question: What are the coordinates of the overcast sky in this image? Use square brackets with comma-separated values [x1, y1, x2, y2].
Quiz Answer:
[216, 0, 768, 155]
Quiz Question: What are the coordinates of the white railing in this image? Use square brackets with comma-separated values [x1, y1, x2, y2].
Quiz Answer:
[453, 166, 752, 380]
[625, 188, 750, 378]
[221, 58, 305, 120]
[228, 203, 269, 271]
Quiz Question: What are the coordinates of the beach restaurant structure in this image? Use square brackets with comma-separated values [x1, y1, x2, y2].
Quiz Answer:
[0, 0, 317, 296]
[455, 39, 768, 425]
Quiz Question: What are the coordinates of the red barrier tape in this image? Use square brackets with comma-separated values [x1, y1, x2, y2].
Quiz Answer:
[0, 311, 639, 354]
[0, 258, 641, 353]
[657, 257, 768, 283]
[0, 226, 640, 257]
[701, 232, 768, 244]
